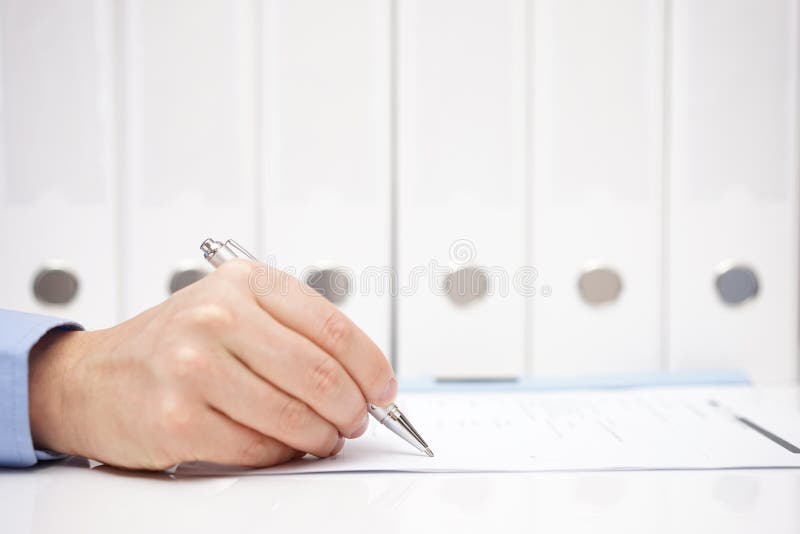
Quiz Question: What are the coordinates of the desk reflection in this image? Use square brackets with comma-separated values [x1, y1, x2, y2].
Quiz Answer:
[2, 459, 798, 534]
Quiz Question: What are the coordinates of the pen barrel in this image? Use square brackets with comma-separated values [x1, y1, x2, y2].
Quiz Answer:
[207, 244, 240, 267]
[367, 403, 394, 423]
[201, 238, 250, 267]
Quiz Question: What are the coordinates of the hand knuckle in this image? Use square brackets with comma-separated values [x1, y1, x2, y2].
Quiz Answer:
[309, 357, 341, 399]
[158, 395, 193, 435]
[237, 436, 270, 466]
[319, 309, 351, 353]
[183, 303, 235, 331]
[164, 344, 210, 380]
[277, 398, 309, 434]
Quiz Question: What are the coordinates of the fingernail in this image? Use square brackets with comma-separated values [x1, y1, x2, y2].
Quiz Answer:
[330, 436, 345, 456]
[351, 414, 370, 438]
[379, 377, 398, 404]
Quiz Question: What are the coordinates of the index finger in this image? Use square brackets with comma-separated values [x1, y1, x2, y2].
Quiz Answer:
[243, 261, 397, 406]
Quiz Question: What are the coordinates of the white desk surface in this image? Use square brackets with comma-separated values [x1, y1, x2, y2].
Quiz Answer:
[2, 385, 799, 534]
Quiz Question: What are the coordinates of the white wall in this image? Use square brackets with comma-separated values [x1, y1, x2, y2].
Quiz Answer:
[0, 0, 797, 382]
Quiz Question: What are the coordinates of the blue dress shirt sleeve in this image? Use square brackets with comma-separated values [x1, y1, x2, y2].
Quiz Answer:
[0, 308, 83, 467]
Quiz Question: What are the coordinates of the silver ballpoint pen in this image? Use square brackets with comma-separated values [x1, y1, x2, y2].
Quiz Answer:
[200, 237, 434, 457]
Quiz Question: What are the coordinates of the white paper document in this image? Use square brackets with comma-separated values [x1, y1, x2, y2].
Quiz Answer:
[179, 386, 800, 476]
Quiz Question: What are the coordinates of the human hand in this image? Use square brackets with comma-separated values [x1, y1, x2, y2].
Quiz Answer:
[28, 259, 396, 470]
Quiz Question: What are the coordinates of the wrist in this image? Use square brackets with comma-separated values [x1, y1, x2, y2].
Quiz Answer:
[28, 328, 89, 456]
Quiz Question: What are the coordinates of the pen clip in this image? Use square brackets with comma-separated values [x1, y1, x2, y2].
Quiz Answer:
[224, 239, 257, 261]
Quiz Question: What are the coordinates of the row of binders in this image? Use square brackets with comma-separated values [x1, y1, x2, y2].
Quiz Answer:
[0, 0, 797, 382]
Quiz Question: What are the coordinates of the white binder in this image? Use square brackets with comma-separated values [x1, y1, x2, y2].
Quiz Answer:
[260, 0, 392, 355]
[120, 0, 257, 318]
[396, 0, 527, 378]
[668, 0, 800, 381]
[530, 0, 665, 374]
[0, 0, 117, 329]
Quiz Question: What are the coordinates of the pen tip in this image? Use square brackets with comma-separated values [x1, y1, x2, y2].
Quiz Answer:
[424, 447, 434, 457]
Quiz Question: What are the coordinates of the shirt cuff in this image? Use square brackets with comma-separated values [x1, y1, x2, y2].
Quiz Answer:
[0, 309, 83, 467]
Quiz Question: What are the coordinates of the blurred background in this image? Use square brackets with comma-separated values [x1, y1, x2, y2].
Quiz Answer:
[0, 0, 797, 383]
